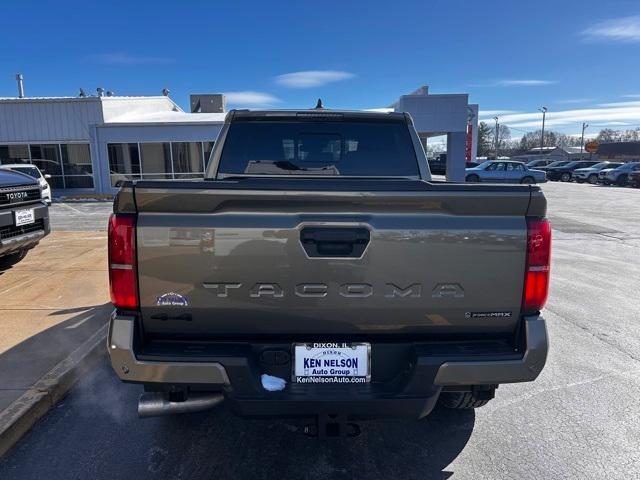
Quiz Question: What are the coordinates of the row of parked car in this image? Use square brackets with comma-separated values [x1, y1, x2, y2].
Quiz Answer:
[464, 158, 640, 186]
[527, 159, 640, 186]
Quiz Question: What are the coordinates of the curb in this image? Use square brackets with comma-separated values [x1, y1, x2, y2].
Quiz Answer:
[0, 324, 108, 458]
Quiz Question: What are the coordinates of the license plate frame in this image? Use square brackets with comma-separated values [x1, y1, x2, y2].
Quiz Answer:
[292, 342, 371, 384]
[14, 208, 35, 227]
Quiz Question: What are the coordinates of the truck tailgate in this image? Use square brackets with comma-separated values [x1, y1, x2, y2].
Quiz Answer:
[132, 179, 541, 338]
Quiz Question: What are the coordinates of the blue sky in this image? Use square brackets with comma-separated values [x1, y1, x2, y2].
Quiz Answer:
[2, 0, 640, 140]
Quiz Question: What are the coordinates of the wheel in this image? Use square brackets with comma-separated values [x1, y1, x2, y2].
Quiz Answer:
[466, 174, 480, 183]
[0, 250, 27, 270]
[560, 172, 571, 182]
[616, 174, 628, 186]
[440, 391, 492, 409]
[588, 174, 598, 184]
[520, 176, 535, 184]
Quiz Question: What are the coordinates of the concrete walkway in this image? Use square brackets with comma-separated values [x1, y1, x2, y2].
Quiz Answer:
[0, 231, 110, 411]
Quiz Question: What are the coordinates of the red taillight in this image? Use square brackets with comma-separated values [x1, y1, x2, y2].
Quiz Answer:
[108, 213, 138, 309]
[522, 218, 551, 313]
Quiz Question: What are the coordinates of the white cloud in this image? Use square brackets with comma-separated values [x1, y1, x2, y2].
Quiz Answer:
[566, 132, 600, 140]
[582, 15, 640, 42]
[597, 100, 640, 107]
[495, 79, 557, 87]
[91, 52, 174, 65]
[493, 103, 640, 129]
[224, 91, 280, 107]
[275, 70, 354, 88]
[471, 79, 557, 88]
[556, 98, 594, 105]
[479, 109, 519, 117]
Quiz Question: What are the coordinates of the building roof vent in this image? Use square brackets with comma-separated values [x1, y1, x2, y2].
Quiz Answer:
[15, 73, 25, 98]
[190, 94, 225, 113]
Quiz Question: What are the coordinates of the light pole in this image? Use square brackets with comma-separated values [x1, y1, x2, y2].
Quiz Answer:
[580, 122, 588, 160]
[493, 116, 499, 159]
[538, 106, 547, 154]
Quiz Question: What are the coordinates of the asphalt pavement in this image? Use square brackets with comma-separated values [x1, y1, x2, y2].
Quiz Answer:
[48, 201, 113, 231]
[1, 183, 640, 479]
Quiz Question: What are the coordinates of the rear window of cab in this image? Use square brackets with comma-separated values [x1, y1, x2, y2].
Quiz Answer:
[217, 120, 420, 177]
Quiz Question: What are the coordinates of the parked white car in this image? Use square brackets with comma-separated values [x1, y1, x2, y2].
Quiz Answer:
[0, 164, 52, 204]
[465, 160, 547, 184]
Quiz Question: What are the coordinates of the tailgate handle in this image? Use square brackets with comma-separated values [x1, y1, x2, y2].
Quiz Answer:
[300, 227, 370, 258]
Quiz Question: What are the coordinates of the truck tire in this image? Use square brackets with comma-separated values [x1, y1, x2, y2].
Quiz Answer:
[466, 174, 480, 183]
[440, 391, 492, 409]
[0, 250, 27, 270]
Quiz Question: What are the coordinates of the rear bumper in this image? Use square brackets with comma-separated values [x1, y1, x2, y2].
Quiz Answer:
[0, 202, 50, 257]
[107, 313, 548, 417]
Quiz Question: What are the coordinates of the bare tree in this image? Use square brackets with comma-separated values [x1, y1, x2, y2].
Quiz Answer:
[596, 127, 640, 143]
[491, 124, 511, 156]
[517, 129, 581, 151]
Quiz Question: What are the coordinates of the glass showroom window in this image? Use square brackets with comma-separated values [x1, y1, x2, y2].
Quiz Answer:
[108, 141, 215, 187]
[61, 144, 94, 188]
[0, 144, 30, 165]
[30, 144, 64, 188]
[108, 143, 141, 187]
[172, 142, 204, 178]
[140, 143, 172, 180]
[203, 141, 214, 170]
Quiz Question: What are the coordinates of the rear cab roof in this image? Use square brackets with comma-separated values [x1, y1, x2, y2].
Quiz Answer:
[225, 109, 412, 124]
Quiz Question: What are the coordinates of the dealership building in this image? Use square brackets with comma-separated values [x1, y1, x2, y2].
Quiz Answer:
[0, 84, 478, 196]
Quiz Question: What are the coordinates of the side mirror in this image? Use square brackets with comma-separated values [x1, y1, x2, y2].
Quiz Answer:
[44, 174, 52, 179]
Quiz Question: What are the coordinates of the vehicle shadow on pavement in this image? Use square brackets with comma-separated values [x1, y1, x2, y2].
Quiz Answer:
[157, 404, 476, 480]
[0, 355, 475, 480]
[0, 304, 111, 395]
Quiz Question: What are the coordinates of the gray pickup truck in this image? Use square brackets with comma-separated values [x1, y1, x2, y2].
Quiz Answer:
[0, 169, 50, 268]
[108, 109, 550, 435]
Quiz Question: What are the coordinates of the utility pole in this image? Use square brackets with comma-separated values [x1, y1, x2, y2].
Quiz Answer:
[539, 106, 547, 154]
[580, 122, 588, 160]
[493, 116, 499, 159]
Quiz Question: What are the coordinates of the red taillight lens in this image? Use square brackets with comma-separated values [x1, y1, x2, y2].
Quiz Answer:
[108, 213, 138, 309]
[522, 218, 551, 313]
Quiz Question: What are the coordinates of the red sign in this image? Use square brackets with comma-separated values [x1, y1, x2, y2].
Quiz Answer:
[585, 141, 598, 154]
[465, 124, 473, 161]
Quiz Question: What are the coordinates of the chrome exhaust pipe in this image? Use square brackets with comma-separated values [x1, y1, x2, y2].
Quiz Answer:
[138, 392, 224, 418]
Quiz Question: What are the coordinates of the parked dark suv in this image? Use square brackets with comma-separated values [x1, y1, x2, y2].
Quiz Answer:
[629, 169, 640, 188]
[525, 159, 553, 169]
[428, 153, 447, 175]
[536, 160, 569, 172]
[0, 169, 50, 268]
[546, 161, 600, 182]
